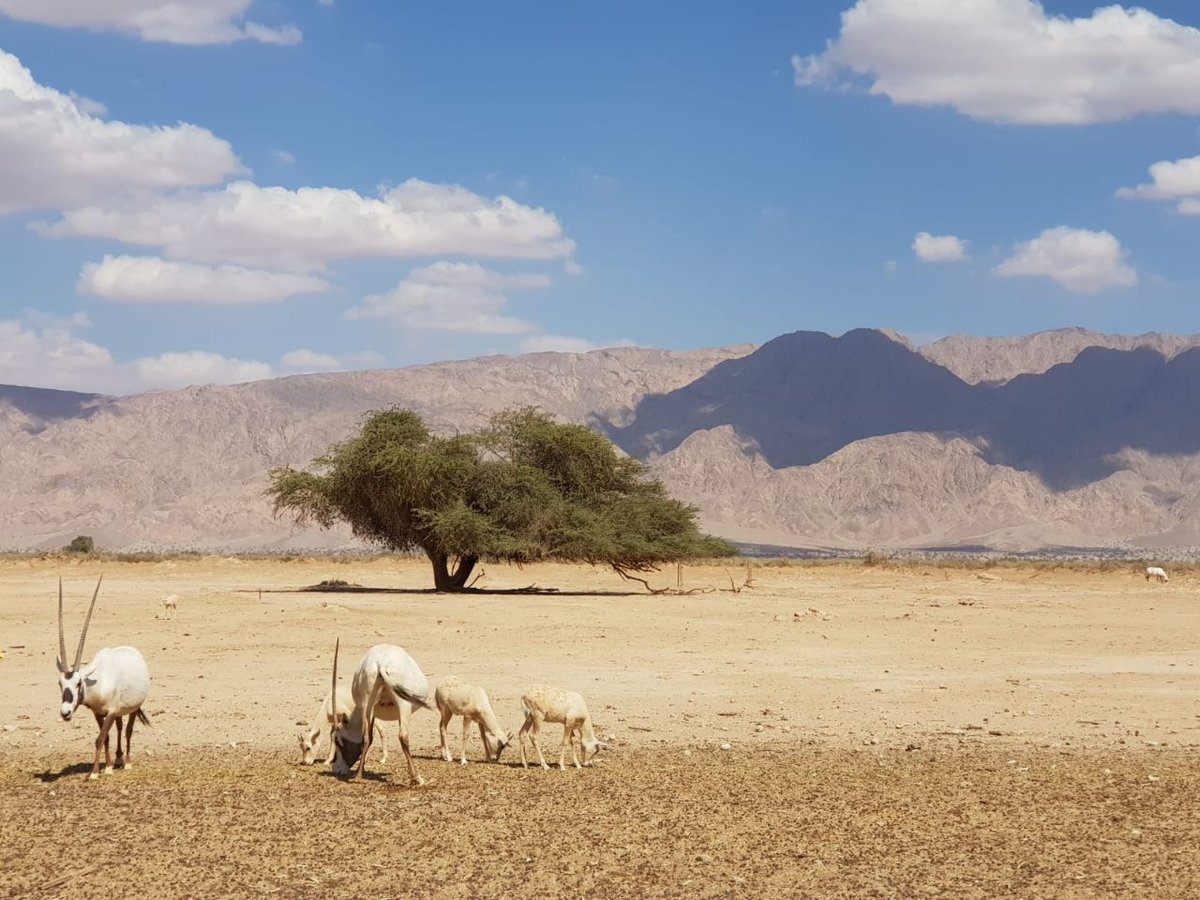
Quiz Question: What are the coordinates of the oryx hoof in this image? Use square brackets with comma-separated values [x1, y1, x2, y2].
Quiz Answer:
[88, 772, 99, 781]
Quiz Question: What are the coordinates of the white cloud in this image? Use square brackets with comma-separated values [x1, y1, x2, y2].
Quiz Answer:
[133, 350, 273, 388]
[1117, 154, 1200, 211]
[912, 231, 967, 262]
[0, 0, 301, 45]
[77, 255, 330, 304]
[0, 313, 273, 392]
[271, 149, 296, 165]
[0, 50, 242, 215]
[280, 348, 385, 371]
[0, 316, 114, 390]
[518, 335, 636, 354]
[793, 0, 1200, 125]
[346, 262, 552, 334]
[37, 180, 576, 272]
[993, 226, 1137, 294]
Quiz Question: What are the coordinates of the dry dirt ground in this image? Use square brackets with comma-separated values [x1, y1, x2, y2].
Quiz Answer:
[1, 557, 1198, 898]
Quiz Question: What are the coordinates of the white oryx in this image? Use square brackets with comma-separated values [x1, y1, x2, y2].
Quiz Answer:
[297, 685, 389, 766]
[1145, 566, 1169, 583]
[55, 576, 151, 780]
[328, 640, 432, 784]
[434, 677, 510, 765]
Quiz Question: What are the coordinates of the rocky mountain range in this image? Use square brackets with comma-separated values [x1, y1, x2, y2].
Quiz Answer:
[2, 327, 1198, 553]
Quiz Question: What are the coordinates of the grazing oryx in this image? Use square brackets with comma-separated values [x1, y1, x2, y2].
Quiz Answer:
[297, 685, 389, 766]
[329, 640, 432, 784]
[518, 685, 607, 771]
[1145, 566, 1169, 583]
[434, 677, 510, 765]
[55, 576, 151, 780]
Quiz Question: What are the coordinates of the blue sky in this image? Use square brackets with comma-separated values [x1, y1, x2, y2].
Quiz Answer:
[2, 1, 1200, 393]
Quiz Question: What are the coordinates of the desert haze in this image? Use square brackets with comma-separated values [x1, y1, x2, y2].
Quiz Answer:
[2, 326, 1200, 553]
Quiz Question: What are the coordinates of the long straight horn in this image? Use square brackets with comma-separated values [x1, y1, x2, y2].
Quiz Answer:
[73, 574, 103, 671]
[330, 638, 340, 722]
[57, 578, 67, 671]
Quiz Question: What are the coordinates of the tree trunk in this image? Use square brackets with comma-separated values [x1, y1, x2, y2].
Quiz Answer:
[428, 551, 479, 592]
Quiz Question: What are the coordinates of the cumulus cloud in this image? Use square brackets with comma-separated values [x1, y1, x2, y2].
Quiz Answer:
[37, 180, 576, 272]
[346, 262, 551, 334]
[280, 348, 385, 371]
[793, 0, 1200, 125]
[0, 0, 301, 45]
[271, 149, 296, 165]
[0, 50, 241, 215]
[133, 350, 273, 388]
[912, 231, 967, 262]
[77, 255, 330, 304]
[1117, 154, 1200, 211]
[993, 226, 1137, 294]
[0, 313, 273, 392]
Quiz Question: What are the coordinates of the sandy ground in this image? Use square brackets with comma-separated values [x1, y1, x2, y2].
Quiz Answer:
[1, 557, 1198, 898]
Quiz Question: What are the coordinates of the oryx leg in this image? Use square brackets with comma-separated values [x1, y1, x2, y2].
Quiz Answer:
[356, 677, 385, 778]
[477, 720, 492, 761]
[91, 713, 119, 780]
[122, 713, 136, 770]
[376, 721, 388, 764]
[439, 707, 454, 763]
[568, 722, 582, 769]
[523, 713, 549, 770]
[394, 695, 423, 786]
[558, 722, 575, 770]
[460, 715, 473, 765]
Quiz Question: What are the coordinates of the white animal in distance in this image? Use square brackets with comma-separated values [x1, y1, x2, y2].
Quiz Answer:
[1145, 566, 1169, 583]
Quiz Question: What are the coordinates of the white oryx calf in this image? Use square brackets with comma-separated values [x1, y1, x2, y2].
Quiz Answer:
[1145, 566, 1169, 583]
[55, 576, 151, 780]
[297, 684, 389, 766]
[160, 594, 178, 619]
[328, 640, 432, 784]
[518, 685, 607, 771]
[434, 677, 510, 765]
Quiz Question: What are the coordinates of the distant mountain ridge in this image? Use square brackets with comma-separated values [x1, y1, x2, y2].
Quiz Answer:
[2, 328, 1199, 553]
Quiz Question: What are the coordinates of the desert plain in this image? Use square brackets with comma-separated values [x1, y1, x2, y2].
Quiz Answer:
[0, 555, 1197, 898]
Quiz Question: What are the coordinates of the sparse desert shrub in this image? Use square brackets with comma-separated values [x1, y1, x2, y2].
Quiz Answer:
[64, 535, 95, 555]
[861, 549, 891, 567]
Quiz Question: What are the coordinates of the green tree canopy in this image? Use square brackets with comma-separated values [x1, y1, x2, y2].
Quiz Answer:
[267, 407, 734, 591]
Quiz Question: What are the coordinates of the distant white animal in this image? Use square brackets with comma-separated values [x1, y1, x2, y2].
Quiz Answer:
[297, 685, 388, 766]
[55, 576, 151, 780]
[434, 677, 510, 765]
[1145, 566, 1169, 583]
[518, 685, 607, 771]
[160, 594, 178, 619]
[328, 640, 432, 784]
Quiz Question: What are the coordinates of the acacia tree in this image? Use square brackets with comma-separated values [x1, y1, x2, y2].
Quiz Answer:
[267, 406, 733, 591]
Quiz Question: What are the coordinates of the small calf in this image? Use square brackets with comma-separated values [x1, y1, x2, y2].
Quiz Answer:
[298, 684, 388, 766]
[518, 685, 606, 770]
[434, 677, 510, 765]
[160, 594, 179, 619]
[1145, 566, 1169, 584]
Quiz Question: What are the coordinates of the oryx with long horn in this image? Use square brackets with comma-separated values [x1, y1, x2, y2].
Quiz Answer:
[55, 576, 151, 780]
[328, 639, 433, 785]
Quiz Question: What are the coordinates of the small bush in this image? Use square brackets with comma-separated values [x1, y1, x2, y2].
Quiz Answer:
[64, 535, 95, 554]
[861, 549, 891, 567]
